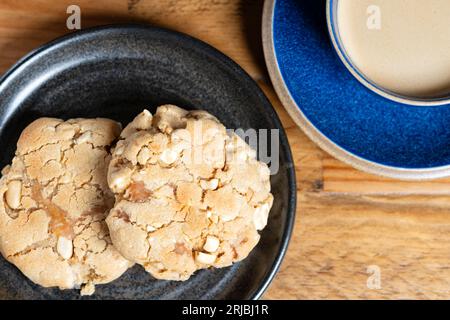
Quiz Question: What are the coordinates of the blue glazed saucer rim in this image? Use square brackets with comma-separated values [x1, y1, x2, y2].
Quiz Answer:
[262, 0, 450, 180]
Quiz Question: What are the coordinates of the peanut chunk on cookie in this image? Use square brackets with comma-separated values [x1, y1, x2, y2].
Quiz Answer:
[0, 118, 133, 294]
[106, 105, 273, 281]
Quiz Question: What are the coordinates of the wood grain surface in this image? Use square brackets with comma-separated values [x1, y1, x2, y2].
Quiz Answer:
[1, 0, 450, 300]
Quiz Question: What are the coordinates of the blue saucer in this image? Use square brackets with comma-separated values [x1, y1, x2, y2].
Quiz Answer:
[263, 0, 450, 179]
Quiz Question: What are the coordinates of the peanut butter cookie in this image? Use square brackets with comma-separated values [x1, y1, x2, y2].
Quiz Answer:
[0, 117, 133, 295]
[106, 105, 273, 281]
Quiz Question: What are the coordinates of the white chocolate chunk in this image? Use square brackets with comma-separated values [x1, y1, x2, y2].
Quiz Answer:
[120, 110, 153, 138]
[133, 110, 153, 130]
[75, 131, 92, 144]
[109, 167, 133, 193]
[155, 105, 188, 133]
[159, 149, 178, 165]
[171, 140, 190, 154]
[253, 203, 270, 231]
[114, 143, 125, 156]
[57, 236, 73, 260]
[59, 173, 72, 184]
[137, 147, 151, 165]
[258, 164, 271, 177]
[220, 213, 235, 222]
[56, 123, 75, 135]
[195, 251, 216, 264]
[43, 125, 56, 132]
[171, 129, 191, 143]
[200, 179, 219, 190]
[5, 180, 22, 209]
[203, 235, 220, 253]
[236, 151, 248, 163]
[80, 283, 95, 296]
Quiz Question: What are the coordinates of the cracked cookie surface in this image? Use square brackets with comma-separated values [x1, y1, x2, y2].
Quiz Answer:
[0, 117, 133, 295]
[106, 105, 273, 281]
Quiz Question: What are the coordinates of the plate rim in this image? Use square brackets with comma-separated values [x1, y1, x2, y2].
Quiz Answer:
[262, 0, 450, 180]
[0, 23, 297, 300]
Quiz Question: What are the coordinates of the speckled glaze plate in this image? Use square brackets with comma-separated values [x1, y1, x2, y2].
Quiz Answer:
[0, 24, 296, 300]
[263, 0, 450, 180]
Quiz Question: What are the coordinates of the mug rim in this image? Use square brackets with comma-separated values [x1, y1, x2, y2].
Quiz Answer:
[262, 0, 450, 180]
[326, 0, 450, 107]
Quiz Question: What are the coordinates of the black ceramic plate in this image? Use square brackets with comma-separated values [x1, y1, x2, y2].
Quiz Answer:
[0, 24, 296, 300]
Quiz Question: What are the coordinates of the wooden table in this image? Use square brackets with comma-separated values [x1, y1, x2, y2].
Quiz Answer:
[2, 0, 450, 300]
